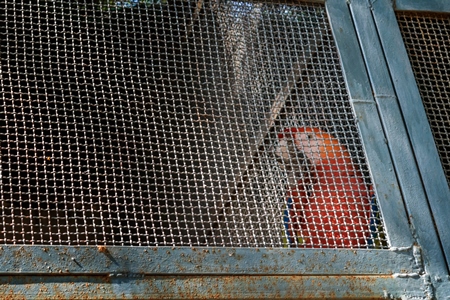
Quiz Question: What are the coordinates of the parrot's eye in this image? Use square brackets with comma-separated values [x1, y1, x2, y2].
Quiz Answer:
[306, 134, 313, 140]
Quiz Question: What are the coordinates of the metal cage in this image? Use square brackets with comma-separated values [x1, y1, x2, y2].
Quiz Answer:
[0, 0, 449, 298]
[1, 0, 386, 249]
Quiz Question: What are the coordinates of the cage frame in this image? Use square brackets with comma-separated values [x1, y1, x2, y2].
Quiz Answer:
[1, 0, 449, 298]
[369, 0, 450, 273]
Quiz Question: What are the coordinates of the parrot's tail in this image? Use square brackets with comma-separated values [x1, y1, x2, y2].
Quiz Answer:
[282, 196, 304, 247]
[283, 197, 294, 247]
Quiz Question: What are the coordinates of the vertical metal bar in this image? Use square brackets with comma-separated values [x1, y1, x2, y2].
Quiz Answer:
[371, 0, 450, 268]
[348, 0, 448, 276]
[325, 0, 414, 248]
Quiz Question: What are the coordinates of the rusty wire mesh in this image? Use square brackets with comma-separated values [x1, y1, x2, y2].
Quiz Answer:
[0, 0, 386, 247]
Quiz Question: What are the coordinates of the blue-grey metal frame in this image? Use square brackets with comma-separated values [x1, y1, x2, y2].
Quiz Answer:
[326, 0, 413, 249]
[2, 0, 448, 298]
[352, 0, 450, 297]
[350, 0, 448, 279]
[0, 247, 428, 298]
[371, 0, 450, 273]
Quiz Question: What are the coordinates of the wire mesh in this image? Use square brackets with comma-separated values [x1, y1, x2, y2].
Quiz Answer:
[397, 12, 450, 185]
[1, 0, 386, 248]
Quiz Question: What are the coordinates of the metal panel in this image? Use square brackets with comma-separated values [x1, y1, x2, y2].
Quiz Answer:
[0, 0, 430, 298]
[348, 0, 448, 277]
[0, 274, 427, 300]
[371, 0, 450, 268]
[0, 246, 417, 275]
[325, 0, 414, 248]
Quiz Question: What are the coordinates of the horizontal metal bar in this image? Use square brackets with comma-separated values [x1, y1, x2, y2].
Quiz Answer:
[0, 274, 426, 299]
[393, 0, 450, 13]
[0, 246, 416, 275]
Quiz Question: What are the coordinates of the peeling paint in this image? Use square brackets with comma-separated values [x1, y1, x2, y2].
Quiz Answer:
[0, 274, 425, 299]
[0, 244, 430, 298]
[0, 246, 418, 275]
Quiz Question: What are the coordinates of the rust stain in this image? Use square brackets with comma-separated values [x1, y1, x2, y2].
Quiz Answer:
[0, 269, 395, 299]
[97, 246, 107, 253]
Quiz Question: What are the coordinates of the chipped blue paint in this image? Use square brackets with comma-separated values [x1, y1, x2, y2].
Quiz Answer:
[0, 274, 429, 299]
[0, 246, 417, 275]
[0, 244, 428, 298]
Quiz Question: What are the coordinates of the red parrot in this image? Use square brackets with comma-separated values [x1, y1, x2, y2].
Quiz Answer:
[277, 127, 372, 248]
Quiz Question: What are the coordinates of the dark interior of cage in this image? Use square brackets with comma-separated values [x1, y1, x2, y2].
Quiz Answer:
[1, 1, 384, 246]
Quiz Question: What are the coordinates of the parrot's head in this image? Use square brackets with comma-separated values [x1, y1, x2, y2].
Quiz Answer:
[278, 127, 346, 164]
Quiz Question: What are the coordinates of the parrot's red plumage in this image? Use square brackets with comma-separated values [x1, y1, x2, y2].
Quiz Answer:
[277, 127, 372, 248]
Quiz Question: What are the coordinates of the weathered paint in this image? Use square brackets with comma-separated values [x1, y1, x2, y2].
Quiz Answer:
[325, 0, 414, 248]
[0, 246, 416, 275]
[0, 274, 428, 299]
[371, 0, 450, 269]
[0, 0, 447, 299]
[349, 0, 448, 278]
[0, 240, 427, 298]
